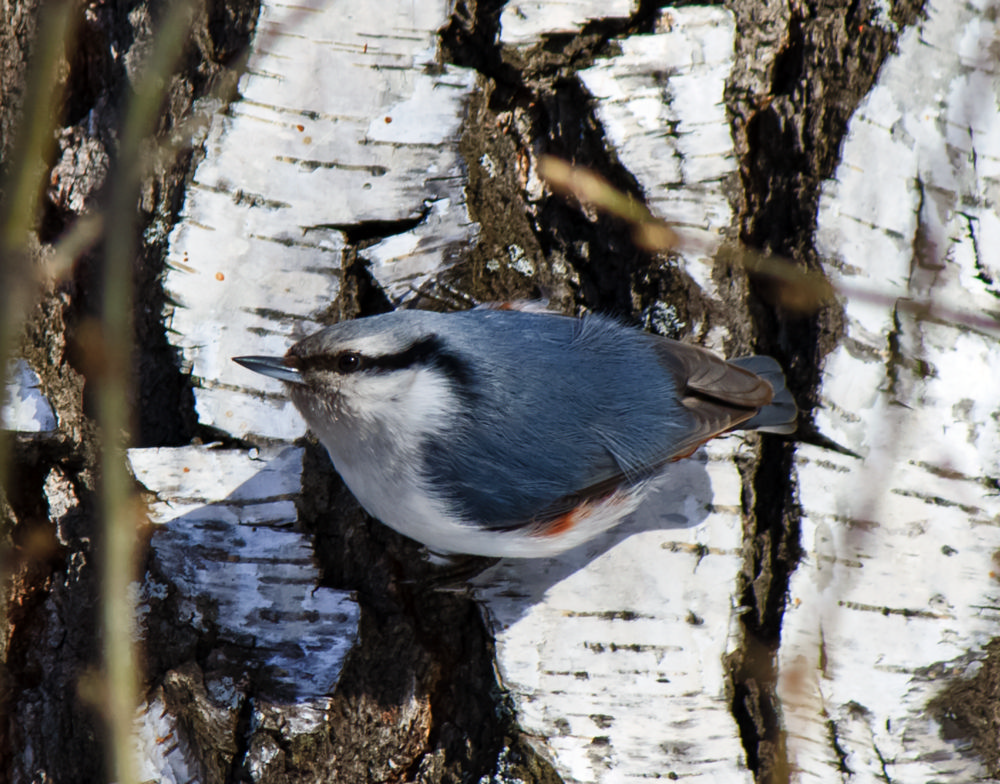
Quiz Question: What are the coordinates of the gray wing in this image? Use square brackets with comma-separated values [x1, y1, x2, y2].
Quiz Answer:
[508, 338, 784, 534]
[649, 338, 775, 460]
[425, 312, 785, 530]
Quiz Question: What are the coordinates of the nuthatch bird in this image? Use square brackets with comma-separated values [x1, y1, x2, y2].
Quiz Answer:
[234, 306, 797, 558]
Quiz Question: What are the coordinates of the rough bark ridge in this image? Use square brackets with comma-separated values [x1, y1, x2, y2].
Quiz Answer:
[4, 0, 996, 782]
[722, 0, 925, 778]
[441, 0, 712, 329]
[0, 0, 257, 778]
[930, 638, 1000, 779]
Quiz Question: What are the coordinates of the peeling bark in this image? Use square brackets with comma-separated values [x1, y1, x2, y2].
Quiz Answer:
[3, 0, 999, 781]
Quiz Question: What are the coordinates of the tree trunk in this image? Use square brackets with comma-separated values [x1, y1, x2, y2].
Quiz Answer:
[2, 0, 998, 782]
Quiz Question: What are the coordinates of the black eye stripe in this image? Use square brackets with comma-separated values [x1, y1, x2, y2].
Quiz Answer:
[293, 335, 474, 388]
[292, 352, 364, 374]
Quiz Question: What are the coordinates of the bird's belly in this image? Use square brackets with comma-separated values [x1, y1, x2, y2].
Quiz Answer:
[329, 445, 650, 557]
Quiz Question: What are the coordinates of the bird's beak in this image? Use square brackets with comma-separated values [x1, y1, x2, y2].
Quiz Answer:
[232, 355, 304, 385]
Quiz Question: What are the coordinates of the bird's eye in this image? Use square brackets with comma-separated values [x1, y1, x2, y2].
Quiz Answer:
[336, 352, 362, 373]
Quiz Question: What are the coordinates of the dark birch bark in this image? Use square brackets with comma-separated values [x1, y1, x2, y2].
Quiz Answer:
[2, 0, 998, 782]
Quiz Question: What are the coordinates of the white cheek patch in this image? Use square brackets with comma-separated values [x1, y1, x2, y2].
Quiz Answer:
[294, 365, 462, 540]
[350, 366, 453, 434]
[392, 367, 454, 429]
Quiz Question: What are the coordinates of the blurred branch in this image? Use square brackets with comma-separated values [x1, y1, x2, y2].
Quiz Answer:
[0, 0, 247, 773]
[538, 156, 1000, 333]
[97, 0, 198, 782]
[44, 214, 105, 282]
[0, 1, 76, 241]
[0, 0, 79, 476]
[0, 3, 82, 725]
[539, 155, 680, 252]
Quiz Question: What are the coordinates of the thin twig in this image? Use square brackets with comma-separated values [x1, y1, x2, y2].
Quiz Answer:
[98, 1, 199, 782]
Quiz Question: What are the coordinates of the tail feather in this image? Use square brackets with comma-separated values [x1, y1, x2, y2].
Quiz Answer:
[729, 356, 798, 435]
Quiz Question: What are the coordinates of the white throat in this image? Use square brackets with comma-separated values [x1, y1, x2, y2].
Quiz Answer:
[295, 365, 459, 542]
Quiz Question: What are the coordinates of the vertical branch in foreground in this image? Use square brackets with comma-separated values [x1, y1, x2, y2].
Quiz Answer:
[0, 0, 77, 481]
[0, 4, 79, 725]
[97, 2, 196, 782]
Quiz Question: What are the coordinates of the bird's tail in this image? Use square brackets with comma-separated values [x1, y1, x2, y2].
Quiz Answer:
[729, 356, 798, 435]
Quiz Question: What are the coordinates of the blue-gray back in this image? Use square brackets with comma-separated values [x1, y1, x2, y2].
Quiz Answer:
[418, 309, 694, 528]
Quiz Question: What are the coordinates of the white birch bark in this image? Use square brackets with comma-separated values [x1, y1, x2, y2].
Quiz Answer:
[578, 7, 738, 308]
[129, 444, 359, 701]
[476, 8, 755, 782]
[128, 444, 360, 780]
[475, 445, 753, 782]
[2, 359, 58, 434]
[163, 0, 478, 440]
[780, 0, 1000, 779]
[124, 0, 1000, 780]
[500, 0, 637, 45]
[131, 0, 478, 777]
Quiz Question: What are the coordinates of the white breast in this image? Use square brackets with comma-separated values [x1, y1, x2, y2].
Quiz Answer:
[302, 365, 467, 550]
